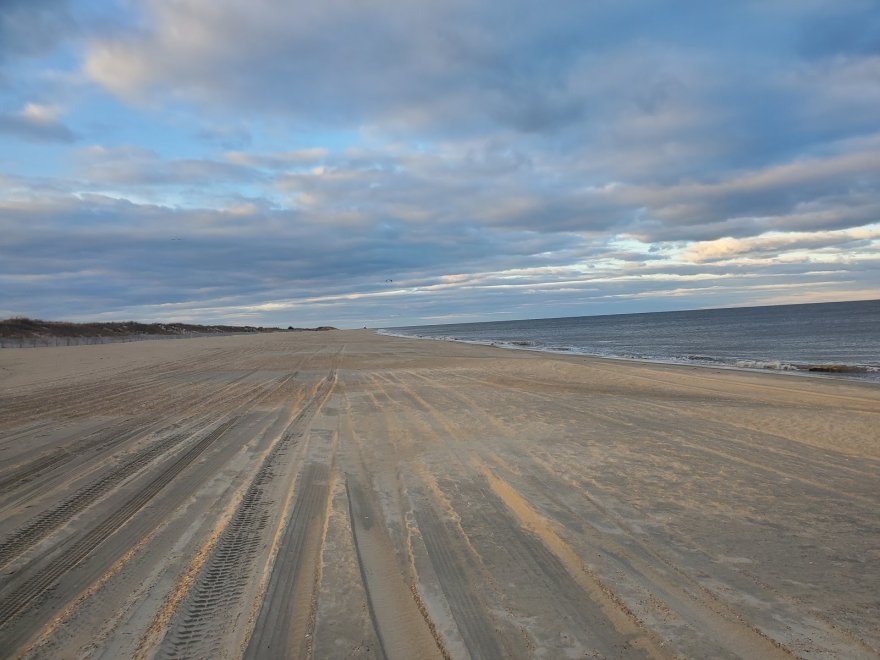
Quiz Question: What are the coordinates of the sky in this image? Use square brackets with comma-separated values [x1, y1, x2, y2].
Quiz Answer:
[1, 0, 879, 329]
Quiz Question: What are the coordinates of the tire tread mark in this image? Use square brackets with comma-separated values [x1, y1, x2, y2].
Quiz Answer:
[0, 375, 291, 568]
[0, 370, 263, 495]
[241, 463, 330, 659]
[0, 417, 240, 627]
[413, 503, 504, 660]
[159, 372, 335, 658]
[345, 480, 389, 660]
[0, 430, 199, 568]
[0, 350, 235, 422]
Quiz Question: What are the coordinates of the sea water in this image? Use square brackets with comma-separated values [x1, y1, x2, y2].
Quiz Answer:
[380, 299, 880, 382]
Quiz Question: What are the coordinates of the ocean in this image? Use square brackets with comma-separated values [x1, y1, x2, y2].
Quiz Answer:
[379, 299, 880, 382]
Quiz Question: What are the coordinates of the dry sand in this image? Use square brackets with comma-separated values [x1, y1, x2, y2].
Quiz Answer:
[0, 330, 877, 659]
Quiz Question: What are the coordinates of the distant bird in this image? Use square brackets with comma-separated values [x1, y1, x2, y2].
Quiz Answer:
[385, 279, 393, 283]
[171, 237, 182, 241]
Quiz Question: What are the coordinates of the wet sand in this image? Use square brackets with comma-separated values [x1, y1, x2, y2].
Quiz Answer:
[0, 330, 877, 658]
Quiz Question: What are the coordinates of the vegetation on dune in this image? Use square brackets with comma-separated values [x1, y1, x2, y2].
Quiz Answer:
[0, 317, 335, 339]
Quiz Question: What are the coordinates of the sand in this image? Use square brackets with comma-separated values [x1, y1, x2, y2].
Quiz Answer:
[0, 330, 877, 658]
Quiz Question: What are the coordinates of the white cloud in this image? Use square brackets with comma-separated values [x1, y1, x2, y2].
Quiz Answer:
[0, 102, 75, 142]
[682, 226, 880, 263]
[20, 102, 61, 123]
[225, 148, 328, 169]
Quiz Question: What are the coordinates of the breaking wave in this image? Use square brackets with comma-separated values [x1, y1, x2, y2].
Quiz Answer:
[376, 330, 879, 382]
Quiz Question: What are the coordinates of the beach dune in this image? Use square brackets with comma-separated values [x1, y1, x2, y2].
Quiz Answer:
[0, 330, 877, 658]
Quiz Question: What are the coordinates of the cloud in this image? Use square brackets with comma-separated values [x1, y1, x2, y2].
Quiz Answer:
[0, 0, 72, 64]
[265, 135, 880, 243]
[196, 124, 252, 149]
[794, 1, 880, 58]
[784, 54, 880, 134]
[81, 1, 746, 139]
[683, 226, 880, 263]
[2, 1, 880, 325]
[225, 148, 329, 170]
[0, 103, 75, 142]
[76, 145, 258, 187]
[2, 173, 877, 325]
[608, 141, 880, 240]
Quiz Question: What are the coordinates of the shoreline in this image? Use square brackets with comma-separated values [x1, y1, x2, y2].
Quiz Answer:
[376, 328, 880, 384]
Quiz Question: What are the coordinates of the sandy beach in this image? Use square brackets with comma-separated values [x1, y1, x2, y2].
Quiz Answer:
[0, 329, 877, 658]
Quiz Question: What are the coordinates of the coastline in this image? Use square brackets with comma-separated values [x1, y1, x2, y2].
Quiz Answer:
[1, 330, 877, 657]
[376, 327, 880, 384]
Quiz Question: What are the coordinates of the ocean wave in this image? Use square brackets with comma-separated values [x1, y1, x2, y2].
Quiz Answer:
[734, 359, 800, 371]
[686, 354, 726, 363]
[733, 359, 879, 374]
[376, 330, 879, 381]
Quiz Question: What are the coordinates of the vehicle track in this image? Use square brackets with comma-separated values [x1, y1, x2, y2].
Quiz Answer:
[0, 347, 318, 513]
[2, 333, 873, 657]
[1, 357, 242, 420]
[0, 416, 241, 570]
[0, 420, 56, 446]
[0, 371, 195, 424]
[446, 368, 879, 501]
[368, 371, 663, 656]
[394, 358, 797, 657]
[0, 374, 282, 506]
[0, 416, 240, 629]
[0, 369, 267, 501]
[467, 474, 645, 655]
[345, 473, 445, 660]
[0, 347, 263, 424]
[486, 448, 804, 657]
[0, 423, 149, 498]
[242, 462, 332, 659]
[0, 427, 194, 567]
[158, 469, 272, 658]
[159, 370, 337, 658]
[410, 497, 504, 660]
[387, 369, 800, 655]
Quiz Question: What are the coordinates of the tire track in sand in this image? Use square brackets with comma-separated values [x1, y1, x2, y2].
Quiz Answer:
[357, 372, 514, 657]
[387, 368, 795, 657]
[409, 494, 504, 660]
[336, 375, 447, 660]
[345, 477, 446, 660]
[0, 369, 262, 498]
[242, 462, 334, 659]
[0, 416, 241, 630]
[474, 457, 792, 659]
[0, 369, 297, 641]
[158, 369, 337, 659]
[376, 370, 669, 656]
[0, 375, 291, 570]
[0, 362, 203, 424]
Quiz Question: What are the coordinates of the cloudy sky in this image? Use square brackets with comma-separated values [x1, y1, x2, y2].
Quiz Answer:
[2, 0, 879, 328]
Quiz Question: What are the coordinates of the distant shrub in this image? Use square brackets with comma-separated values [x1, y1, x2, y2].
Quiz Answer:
[0, 317, 288, 339]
